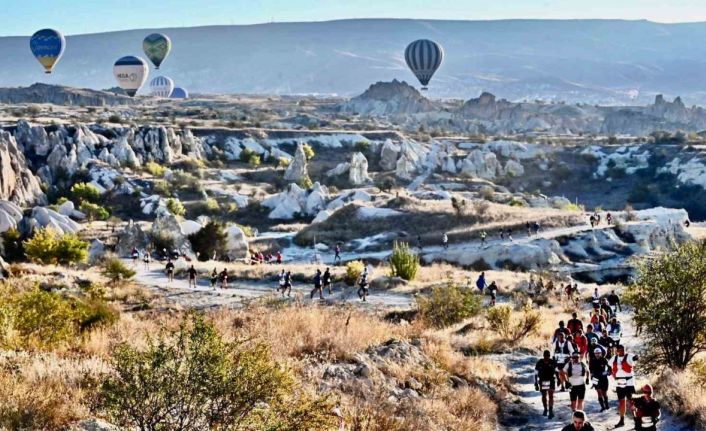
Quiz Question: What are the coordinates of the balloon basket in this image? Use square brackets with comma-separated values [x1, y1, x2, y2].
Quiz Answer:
[421, 87, 428, 91]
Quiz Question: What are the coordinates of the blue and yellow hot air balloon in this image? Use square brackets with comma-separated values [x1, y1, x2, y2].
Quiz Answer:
[404, 39, 444, 90]
[143, 33, 172, 70]
[30, 29, 66, 74]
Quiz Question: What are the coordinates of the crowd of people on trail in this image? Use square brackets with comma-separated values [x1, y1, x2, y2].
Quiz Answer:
[249, 250, 283, 265]
[536, 288, 661, 430]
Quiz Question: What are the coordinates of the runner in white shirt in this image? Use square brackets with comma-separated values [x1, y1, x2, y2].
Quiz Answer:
[561, 352, 590, 412]
[608, 344, 639, 428]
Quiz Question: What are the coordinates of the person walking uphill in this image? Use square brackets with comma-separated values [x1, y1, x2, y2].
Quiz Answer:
[165, 259, 175, 283]
[633, 384, 661, 431]
[561, 410, 595, 431]
[562, 352, 590, 412]
[187, 264, 197, 288]
[310, 269, 323, 300]
[609, 344, 639, 428]
[357, 267, 369, 301]
[476, 272, 487, 294]
[323, 267, 333, 294]
[442, 233, 448, 250]
[535, 350, 557, 419]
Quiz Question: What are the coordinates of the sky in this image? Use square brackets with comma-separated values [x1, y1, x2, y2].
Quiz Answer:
[3, 0, 706, 36]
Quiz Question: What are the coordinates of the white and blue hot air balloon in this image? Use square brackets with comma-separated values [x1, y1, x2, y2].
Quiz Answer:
[170, 87, 189, 99]
[149, 76, 175, 98]
[113, 56, 149, 97]
[404, 39, 444, 90]
[30, 29, 66, 74]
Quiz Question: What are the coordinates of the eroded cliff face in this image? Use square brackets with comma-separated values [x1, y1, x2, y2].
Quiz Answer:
[0, 131, 45, 206]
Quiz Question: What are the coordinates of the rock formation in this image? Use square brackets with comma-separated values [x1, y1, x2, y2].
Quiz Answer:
[284, 143, 308, 183]
[340, 80, 437, 116]
[0, 131, 46, 206]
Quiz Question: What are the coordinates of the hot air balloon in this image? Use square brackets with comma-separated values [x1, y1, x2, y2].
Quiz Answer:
[113, 56, 149, 97]
[404, 39, 444, 90]
[149, 76, 174, 98]
[170, 87, 189, 99]
[29, 29, 66, 74]
[143, 33, 172, 69]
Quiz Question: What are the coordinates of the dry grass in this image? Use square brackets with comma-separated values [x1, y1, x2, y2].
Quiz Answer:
[652, 369, 706, 430]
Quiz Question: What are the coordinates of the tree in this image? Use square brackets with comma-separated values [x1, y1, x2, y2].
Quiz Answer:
[1, 228, 24, 262]
[188, 221, 227, 261]
[416, 284, 482, 328]
[99, 313, 336, 431]
[70, 182, 102, 204]
[166, 198, 186, 217]
[79, 201, 110, 221]
[625, 240, 706, 370]
[102, 257, 136, 284]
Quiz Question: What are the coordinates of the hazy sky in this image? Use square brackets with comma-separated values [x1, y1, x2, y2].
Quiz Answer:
[3, 0, 706, 36]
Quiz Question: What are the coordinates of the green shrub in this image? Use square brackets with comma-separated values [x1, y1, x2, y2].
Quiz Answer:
[345, 260, 365, 286]
[486, 305, 541, 342]
[278, 157, 291, 168]
[24, 228, 89, 265]
[354, 140, 371, 153]
[297, 175, 313, 190]
[171, 171, 203, 194]
[153, 180, 173, 196]
[188, 221, 227, 261]
[247, 153, 261, 167]
[108, 114, 122, 123]
[375, 175, 396, 192]
[79, 201, 110, 221]
[508, 198, 527, 207]
[166, 198, 186, 217]
[144, 161, 166, 177]
[99, 313, 336, 430]
[416, 284, 482, 328]
[150, 231, 176, 253]
[102, 257, 136, 284]
[239, 148, 257, 163]
[1, 228, 24, 262]
[75, 298, 119, 332]
[389, 242, 419, 281]
[302, 143, 315, 160]
[70, 182, 101, 204]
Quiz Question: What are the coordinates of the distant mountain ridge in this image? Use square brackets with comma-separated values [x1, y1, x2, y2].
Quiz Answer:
[3, 19, 706, 103]
[0, 83, 135, 106]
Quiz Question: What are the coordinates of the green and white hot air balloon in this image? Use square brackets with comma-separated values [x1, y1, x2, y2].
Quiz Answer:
[143, 33, 172, 70]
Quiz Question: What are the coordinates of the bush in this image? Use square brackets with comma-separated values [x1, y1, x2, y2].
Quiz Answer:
[479, 186, 495, 201]
[416, 284, 482, 328]
[239, 148, 261, 167]
[375, 175, 396, 193]
[389, 241, 419, 281]
[302, 143, 315, 160]
[486, 305, 542, 342]
[1, 228, 24, 262]
[70, 182, 101, 204]
[102, 257, 136, 284]
[166, 198, 186, 217]
[24, 228, 88, 265]
[188, 221, 228, 261]
[508, 198, 527, 207]
[247, 153, 261, 167]
[108, 114, 122, 123]
[345, 260, 365, 286]
[99, 314, 336, 430]
[144, 161, 166, 177]
[150, 231, 176, 253]
[298, 174, 313, 190]
[625, 240, 706, 370]
[79, 201, 110, 221]
[278, 157, 291, 168]
[354, 140, 371, 153]
[171, 171, 203, 194]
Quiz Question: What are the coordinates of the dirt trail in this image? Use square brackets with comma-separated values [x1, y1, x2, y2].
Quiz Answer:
[128, 259, 414, 310]
[501, 288, 692, 431]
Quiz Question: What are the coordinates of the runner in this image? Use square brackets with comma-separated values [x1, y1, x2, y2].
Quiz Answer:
[608, 344, 639, 428]
[587, 338, 607, 364]
[561, 410, 595, 431]
[487, 281, 498, 306]
[589, 346, 612, 412]
[601, 297, 614, 319]
[187, 264, 197, 288]
[210, 268, 218, 288]
[357, 267, 369, 301]
[585, 324, 600, 346]
[599, 329, 616, 358]
[278, 269, 286, 291]
[633, 384, 661, 431]
[323, 267, 333, 294]
[590, 303, 608, 332]
[526, 221, 532, 237]
[165, 259, 175, 283]
[507, 228, 513, 241]
[131, 247, 139, 266]
[562, 352, 590, 412]
[476, 272, 487, 294]
[591, 288, 600, 307]
[442, 233, 449, 250]
[567, 312, 584, 335]
[552, 321, 571, 343]
[276, 250, 283, 264]
[533, 221, 541, 235]
[143, 250, 151, 270]
[500, 229, 505, 241]
[607, 212, 613, 225]
[607, 290, 622, 315]
[553, 332, 575, 391]
[417, 234, 423, 252]
[574, 329, 589, 360]
[219, 268, 228, 289]
[310, 269, 323, 300]
[535, 350, 557, 419]
[479, 230, 487, 248]
[607, 317, 623, 347]
[281, 271, 292, 297]
[334, 244, 342, 265]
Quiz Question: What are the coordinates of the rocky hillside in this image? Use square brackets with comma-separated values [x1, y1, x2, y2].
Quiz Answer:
[0, 83, 137, 106]
[340, 83, 706, 136]
[0, 131, 45, 206]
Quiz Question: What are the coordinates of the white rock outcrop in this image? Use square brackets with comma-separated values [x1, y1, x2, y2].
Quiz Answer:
[284, 143, 308, 183]
[349, 152, 371, 186]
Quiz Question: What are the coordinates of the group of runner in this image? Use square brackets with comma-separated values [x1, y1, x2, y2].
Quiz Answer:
[277, 266, 371, 301]
[536, 289, 661, 430]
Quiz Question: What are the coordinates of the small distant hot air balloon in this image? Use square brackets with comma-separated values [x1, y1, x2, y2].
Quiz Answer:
[170, 87, 189, 99]
[404, 39, 444, 90]
[113, 56, 149, 97]
[149, 76, 174, 98]
[143, 33, 172, 69]
[29, 29, 66, 74]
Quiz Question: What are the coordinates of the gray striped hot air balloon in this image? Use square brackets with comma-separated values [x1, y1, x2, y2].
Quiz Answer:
[149, 75, 174, 98]
[404, 39, 444, 90]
